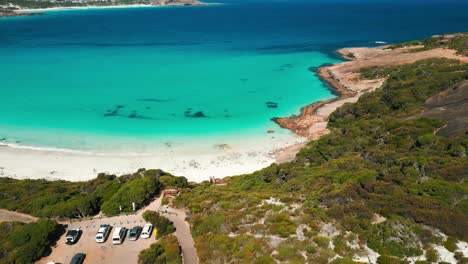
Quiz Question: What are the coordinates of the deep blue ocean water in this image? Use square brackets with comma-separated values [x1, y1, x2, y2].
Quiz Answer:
[1, 0, 467, 151]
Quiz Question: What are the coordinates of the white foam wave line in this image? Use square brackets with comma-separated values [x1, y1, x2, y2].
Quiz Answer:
[0, 142, 153, 157]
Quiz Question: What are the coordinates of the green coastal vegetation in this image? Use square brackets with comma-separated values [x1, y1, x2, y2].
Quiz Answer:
[0, 219, 63, 264]
[138, 234, 182, 264]
[0, 35, 467, 263]
[0, 169, 188, 218]
[138, 211, 181, 263]
[387, 33, 468, 56]
[174, 56, 468, 263]
[142, 210, 176, 238]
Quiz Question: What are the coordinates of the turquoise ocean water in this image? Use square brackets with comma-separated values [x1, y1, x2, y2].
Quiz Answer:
[1, 0, 468, 152]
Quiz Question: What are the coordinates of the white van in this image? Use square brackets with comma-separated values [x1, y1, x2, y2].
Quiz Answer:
[141, 223, 153, 239]
[112, 227, 127, 245]
[95, 224, 110, 243]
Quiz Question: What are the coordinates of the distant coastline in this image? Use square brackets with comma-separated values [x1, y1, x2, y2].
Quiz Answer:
[1, 1, 208, 17]
[17, 4, 164, 13]
[17, 3, 207, 13]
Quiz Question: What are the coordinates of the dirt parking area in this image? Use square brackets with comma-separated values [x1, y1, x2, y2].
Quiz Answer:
[37, 215, 156, 264]
[36, 194, 199, 264]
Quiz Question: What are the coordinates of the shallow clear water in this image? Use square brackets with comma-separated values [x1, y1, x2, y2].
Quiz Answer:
[1, 0, 468, 152]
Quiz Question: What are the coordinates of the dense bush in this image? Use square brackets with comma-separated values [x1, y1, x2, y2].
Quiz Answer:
[0, 219, 63, 264]
[138, 235, 182, 264]
[387, 40, 422, 49]
[377, 255, 408, 264]
[443, 237, 459, 252]
[142, 211, 176, 238]
[101, 175, 160, 215]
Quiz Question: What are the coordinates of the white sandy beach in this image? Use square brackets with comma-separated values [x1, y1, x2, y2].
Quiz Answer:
[0, 132, 305, 182]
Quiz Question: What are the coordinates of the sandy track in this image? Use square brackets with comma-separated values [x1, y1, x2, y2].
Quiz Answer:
[0, 209, 38, 223]
[160, 206, 199, 264]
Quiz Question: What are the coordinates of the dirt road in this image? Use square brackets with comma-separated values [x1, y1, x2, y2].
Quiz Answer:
[160, 205, 199, 264]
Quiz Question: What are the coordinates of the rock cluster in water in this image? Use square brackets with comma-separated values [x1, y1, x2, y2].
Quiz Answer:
[266, 102, 278, 108]
[184, 108, 208, 118]
[104, 105, 153, 120]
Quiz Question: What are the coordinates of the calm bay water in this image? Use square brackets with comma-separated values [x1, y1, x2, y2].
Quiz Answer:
[1, 0, 468, 151]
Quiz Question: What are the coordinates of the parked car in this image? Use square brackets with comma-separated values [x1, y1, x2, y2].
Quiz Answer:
[141, 223, 153, 239]
[65, 228, 81, 245]
[69, 253, 86, 264]
[141, 224, 153, 238]
[112, 226, 127, 245]
[95, 224, 111, 243]
[128, 226, 142, 241]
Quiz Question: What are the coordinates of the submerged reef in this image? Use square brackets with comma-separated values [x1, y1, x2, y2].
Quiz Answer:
[104, 105, 153, 120]
[266, 102, 279, 108]
[137, 98, 172, 103]
[184, 109, 208, 118]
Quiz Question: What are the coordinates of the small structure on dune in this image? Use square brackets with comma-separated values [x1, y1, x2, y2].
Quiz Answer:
[163, 189, 179, 196]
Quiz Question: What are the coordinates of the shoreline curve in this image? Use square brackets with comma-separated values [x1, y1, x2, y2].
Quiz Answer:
[272, 40, 468, 163]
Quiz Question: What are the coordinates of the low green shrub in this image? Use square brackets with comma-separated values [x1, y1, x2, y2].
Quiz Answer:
[142, 211, 176, 238]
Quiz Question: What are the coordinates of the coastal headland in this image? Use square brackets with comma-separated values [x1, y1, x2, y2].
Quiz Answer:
[273, 34, 468, 163]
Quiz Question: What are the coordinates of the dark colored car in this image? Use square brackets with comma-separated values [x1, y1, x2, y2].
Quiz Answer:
[128, 226, 142, 241]
[70, 253, 86, 264]
[65, 229, 81, 245]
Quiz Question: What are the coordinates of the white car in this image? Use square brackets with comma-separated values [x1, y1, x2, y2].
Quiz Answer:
[140, 223, 153, 239]
[112, 227, 127, 245]
[95, 224, 111, 243]
[65, 228, 81, 245]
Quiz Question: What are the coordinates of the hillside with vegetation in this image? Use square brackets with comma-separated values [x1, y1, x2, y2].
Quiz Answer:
[174, 56, 468, 263]
[0, 169, 188, 218]
[387, 33, 468, 56]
